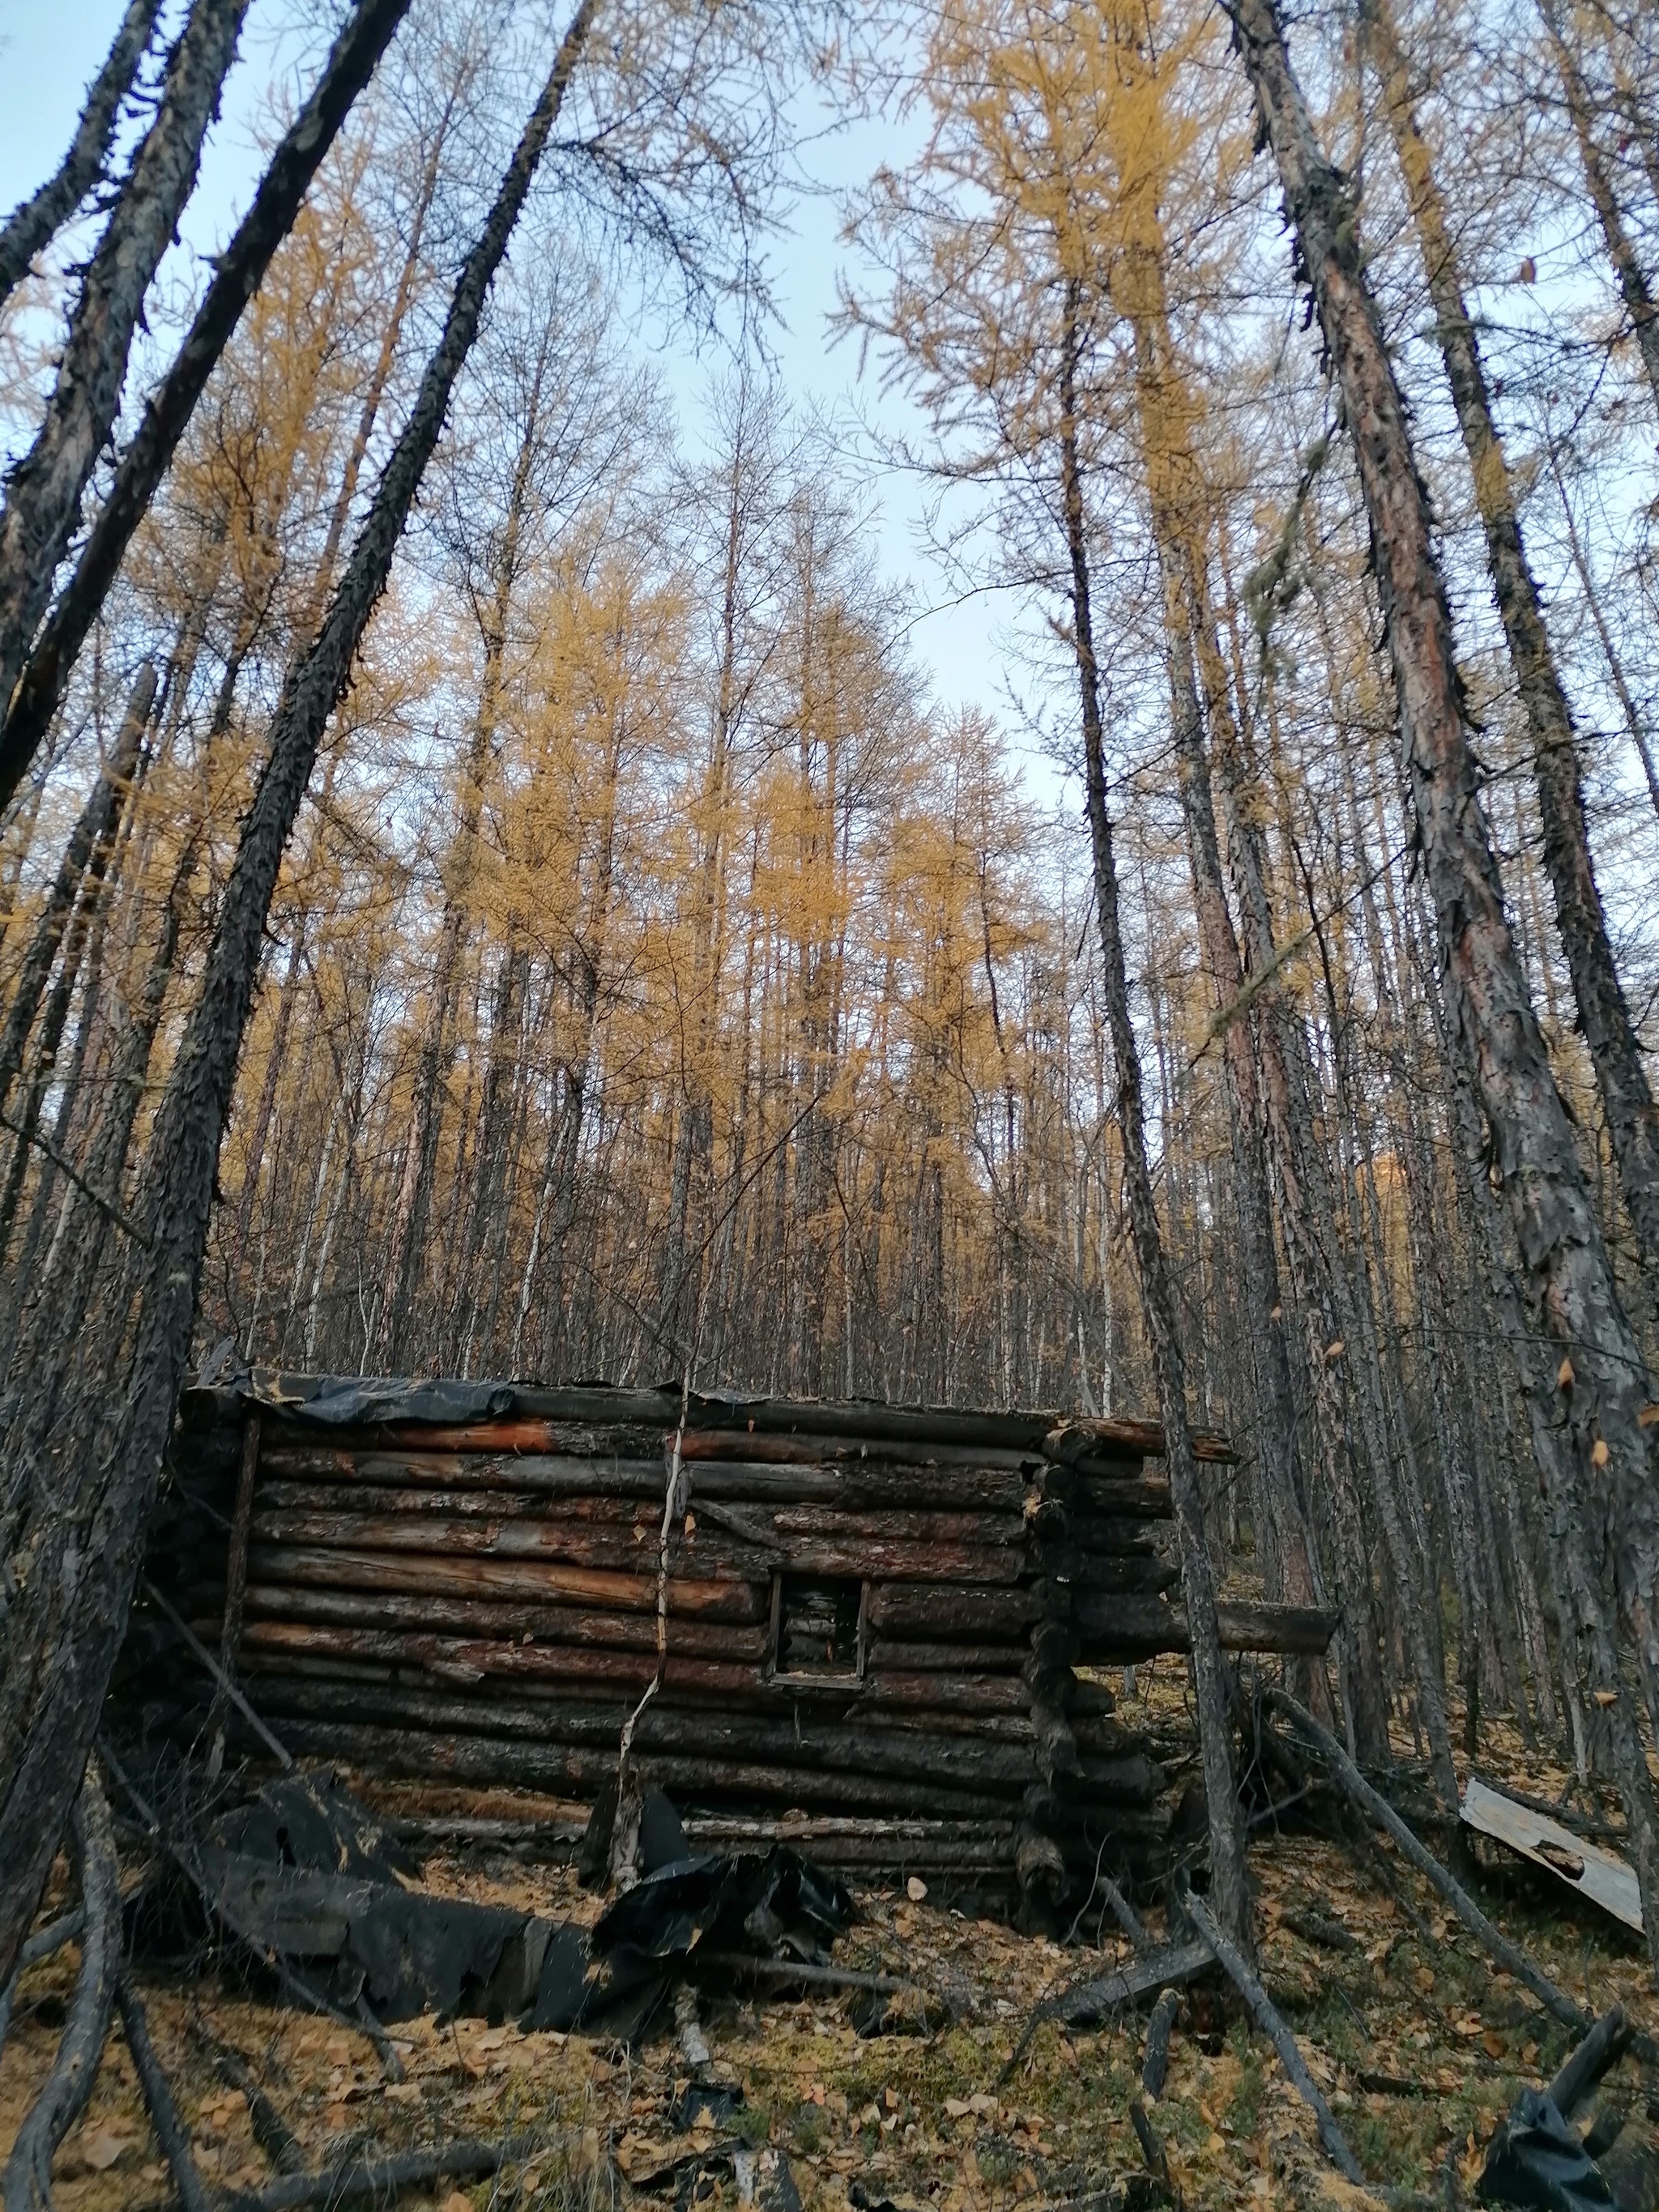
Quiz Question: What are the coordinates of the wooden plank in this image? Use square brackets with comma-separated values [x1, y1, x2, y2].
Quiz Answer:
[1461, 1775, 1643, 1934]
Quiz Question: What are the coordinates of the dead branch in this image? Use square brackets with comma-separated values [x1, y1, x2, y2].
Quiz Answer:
[2, 1763, 121, 2212]
[0, 1911, 85, 2063]
[1000, 1937, 1213, 2080]
[1264, 1688, 1590, 2031]
[1180, 1888, 1365, 2185]
[1143, 1986, 1180, 2098]
[187, 2019, 307, 2174]
[1547, 2004, 1628, 2120]
[117, 1974, 214, 2212]
[220, 2131, 539, 2212]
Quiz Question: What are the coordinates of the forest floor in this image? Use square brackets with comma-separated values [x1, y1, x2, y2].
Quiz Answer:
[2, 1661, 1653, 2212]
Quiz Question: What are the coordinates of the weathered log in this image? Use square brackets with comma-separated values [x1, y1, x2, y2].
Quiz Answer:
[257, 1477, 655, 1519]
[249, 1507, 1026, 1587]
[867, 1584, 1043, 1637]
[862, 1672, 1028, 1715]
[245, 1543, 766, 1619]
[249, 1676, 1040, 1786]
[1043, 1551, 1179, 1596]
[220, 2133, 537, 2212]
[237, 1620, 766, 1698]
[241, 1583, 770, 1656]
[865, 1639, 1029, 1673]
[1142, 1986, 1179, 2097]
[269, 1720, 1023, 1815]
[1073, 1596, 1339, 1658]
[1046, 1417, 1234, 1465]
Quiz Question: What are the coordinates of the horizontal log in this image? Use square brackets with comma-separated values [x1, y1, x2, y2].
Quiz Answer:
[249, 1509, 1026, 1587]
[866, 1584, 1043, 1637]
[247, 1676, 1039, 1786]
[1068, 1477, 1172, 1517]
[865, 1639, 1028, 1673]
[1073, 1596, 1340, 1659]
[257, 1481, 650, 1521]
[676, 1431, 1040, 1473]
[245, 1543, 766, 1621]
[680, 1814, 1014, 1844]
[260, 1445, 1035, 1515]
[1044, 1551, 1178, 1595]
[240, 1584, 770, 1656]
[1045, 1417, 1234, 1466]
[260, 1717, 1026, 1816]
[236, 1621, 765, 1697]
[861, 1672, 1028, 1715]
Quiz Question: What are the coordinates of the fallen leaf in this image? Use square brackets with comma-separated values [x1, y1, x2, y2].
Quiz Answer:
[907, 1876, 928, 1903]
[80, 2130, 137, 2172]
[1559, 1357, 1575, 1389]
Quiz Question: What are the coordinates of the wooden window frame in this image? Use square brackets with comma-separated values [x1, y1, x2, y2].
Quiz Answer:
[766, 1570, 868, 1687]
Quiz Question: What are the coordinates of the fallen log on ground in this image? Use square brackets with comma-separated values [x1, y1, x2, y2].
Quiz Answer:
[1263, 1687, 1591, 2031]
[1180, 1888, 1364, 2186]
[1001, 1937, 1213, 2079]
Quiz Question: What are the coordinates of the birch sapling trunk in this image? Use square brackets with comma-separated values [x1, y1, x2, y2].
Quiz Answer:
[0, 0, 163, 313]
[1059, 320, 1252, 1951]
[1367, 0, 1659, 1275]
[0, 0, 596, 1989]
[0, 0, 250, 732]
[1223, 0, 1659, 1970]
[0, 0, 415, 813]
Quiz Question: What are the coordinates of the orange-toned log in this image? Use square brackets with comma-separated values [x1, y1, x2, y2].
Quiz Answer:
[237, 1620, 763, 1697]
[244, 1542, 766, 1619]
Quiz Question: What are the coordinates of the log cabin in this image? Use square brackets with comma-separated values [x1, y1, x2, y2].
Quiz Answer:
[123, 1373, 1336, 1927]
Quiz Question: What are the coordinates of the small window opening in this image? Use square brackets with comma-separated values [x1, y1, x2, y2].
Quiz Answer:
[771, 1573, 864, 1681]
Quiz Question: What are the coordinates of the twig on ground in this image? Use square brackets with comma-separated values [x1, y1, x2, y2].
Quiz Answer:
[1265, 1688, 1590, 2031]
[187, 2018, 307, 2174]
[1181, 1886, 1366, 2186]
[2, 1762, 122, 2212]
[117, 1974, 214, 2212]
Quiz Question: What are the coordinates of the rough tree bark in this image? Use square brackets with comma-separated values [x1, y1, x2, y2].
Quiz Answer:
[0, 0, 250, 738]
[1367, 0, 1659, 1276]
[1059, 299, 1252, 1950]
[0, 0, 414, 815]
[0, 0, 163, 313]
[1223, 0, 1659, 1971]
[0, 0, 597, 1988]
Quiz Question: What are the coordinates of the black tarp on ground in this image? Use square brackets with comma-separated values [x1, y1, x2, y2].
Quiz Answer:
[192, 1771, 854, 2040]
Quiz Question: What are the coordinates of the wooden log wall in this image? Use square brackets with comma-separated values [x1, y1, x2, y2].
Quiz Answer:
[123, 1382, 1330, 1923]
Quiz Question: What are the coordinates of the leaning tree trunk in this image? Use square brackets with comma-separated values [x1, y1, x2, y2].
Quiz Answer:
[1224, 0, 1659, 1974]
[1367, 0, 1659, 1275]
[0, 0, 162, 313]
[1537, 0, 1659, 416]
[0, 0, 250, 739]
[0, 0, 414, 815]
[1059, 307, 1252, 1951]
[0, 663, 156, 1122]
[0, 0, 596, 1989]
